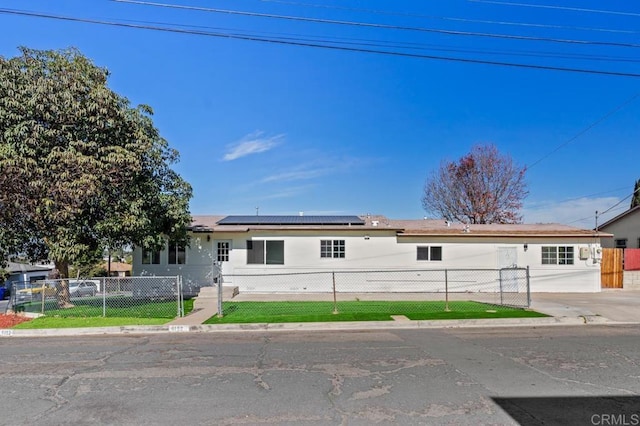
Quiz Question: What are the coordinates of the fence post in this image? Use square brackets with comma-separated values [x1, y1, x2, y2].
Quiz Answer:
[177, 276, 182, 318]
[332, 272, 338, 314]
[40, 281, 45, 315]
[102, 277, 106, 317]
[444, 269, 450, 312]
[526, 266, 531, 307]
[217, 265, 223, 318]
[499, 269, 504, 305]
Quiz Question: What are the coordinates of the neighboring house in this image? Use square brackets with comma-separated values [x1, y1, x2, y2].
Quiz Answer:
[3, 261, 54, 286]
[598, 206, 640, 249]
[103, 261, 132, 277]
[132, 215, 605, 293]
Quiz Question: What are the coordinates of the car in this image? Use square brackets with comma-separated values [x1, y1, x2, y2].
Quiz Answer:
[68, 281, 97, 298]
[15, 282, 57, 302]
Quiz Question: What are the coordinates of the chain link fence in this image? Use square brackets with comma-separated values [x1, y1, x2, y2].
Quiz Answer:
[219, 268, 530, 318]
[8, 276, 186, 318]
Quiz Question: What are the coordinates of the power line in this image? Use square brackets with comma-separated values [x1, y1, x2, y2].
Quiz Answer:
[4, 8, 640, 78]
[253, 0, 640, 35]
[527, 92, 640, 169]
[112, 17, 640, 64]
[469, 0, 640, 18]
[112, 0, 640, 49]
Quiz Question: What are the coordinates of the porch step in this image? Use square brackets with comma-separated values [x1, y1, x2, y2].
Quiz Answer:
[197, 286, 239, 299]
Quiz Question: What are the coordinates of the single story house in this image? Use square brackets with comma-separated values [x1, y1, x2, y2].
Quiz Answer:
[3, 261, 54, 286]
[103, 261, 132, 277]
[598, 206, 640, 249]
[132, 215, 606, 293]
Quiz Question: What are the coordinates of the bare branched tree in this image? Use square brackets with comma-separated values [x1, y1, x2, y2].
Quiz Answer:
[422, 144, 528, 224]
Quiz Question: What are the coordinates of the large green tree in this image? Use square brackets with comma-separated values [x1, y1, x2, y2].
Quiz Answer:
[0, 47, 192, 304]
[422, 144, 528, 224]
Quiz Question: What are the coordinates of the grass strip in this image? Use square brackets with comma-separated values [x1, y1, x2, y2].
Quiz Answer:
[12, 317, 170, 329]
[11, 299, 194, 329]
[203, 300, 547, 324]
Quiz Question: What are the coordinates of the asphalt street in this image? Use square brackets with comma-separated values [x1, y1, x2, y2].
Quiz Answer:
[1, 325, 639, 425]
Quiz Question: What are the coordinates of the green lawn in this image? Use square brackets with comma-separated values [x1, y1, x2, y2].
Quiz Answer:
[203, 300, 547, 324]
[13, 317, 170, 329]
[11, 298, 194, 329]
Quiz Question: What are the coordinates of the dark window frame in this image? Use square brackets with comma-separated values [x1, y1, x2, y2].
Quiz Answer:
[247, 240, 284, 265]
[142, 248, 161, 265]
[168, 241, 186, 265]
[417, 246, 442, 261]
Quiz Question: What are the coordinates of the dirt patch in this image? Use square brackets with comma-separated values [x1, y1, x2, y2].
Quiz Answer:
[0, 313, 33, 328]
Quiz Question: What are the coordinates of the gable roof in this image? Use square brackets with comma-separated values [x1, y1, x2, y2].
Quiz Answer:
[103, 262, 132, 273]
[597, 205, 640, 230]
[5, 262, 54, 274]
[189, 215, 604, 238]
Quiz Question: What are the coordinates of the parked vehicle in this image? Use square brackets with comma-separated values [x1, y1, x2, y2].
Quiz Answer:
[68, 281, 97, 298]
[15, 282, 56, 302]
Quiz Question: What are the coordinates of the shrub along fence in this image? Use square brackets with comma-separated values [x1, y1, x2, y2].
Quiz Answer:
[219, 267, 531, 318]
[8, 276, 186, 319]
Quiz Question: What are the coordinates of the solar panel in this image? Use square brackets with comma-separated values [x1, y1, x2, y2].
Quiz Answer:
[217, 215, 365, 226]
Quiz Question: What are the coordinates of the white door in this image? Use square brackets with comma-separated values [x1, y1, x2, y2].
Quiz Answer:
[498, 247, 519, 292]
[214, 240, 233, 279]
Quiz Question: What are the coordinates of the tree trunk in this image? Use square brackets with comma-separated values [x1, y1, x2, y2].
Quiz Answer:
[53, 260, 74, 309]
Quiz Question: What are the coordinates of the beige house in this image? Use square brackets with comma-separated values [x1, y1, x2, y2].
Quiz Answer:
[598, 206, 640, 249]
[133, 215, 605, 293]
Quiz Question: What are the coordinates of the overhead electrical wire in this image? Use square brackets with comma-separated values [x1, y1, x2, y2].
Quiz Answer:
[251, 0, 640, 35]
[469, 0, 640, 18]
[114, 17, 640, 64]
[111, 0, 640, 50]
[3, 8, 640, 78]
[527, 92, 640, 169]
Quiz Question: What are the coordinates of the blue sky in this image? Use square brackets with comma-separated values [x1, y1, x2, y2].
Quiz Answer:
[1, 0, 639, 228]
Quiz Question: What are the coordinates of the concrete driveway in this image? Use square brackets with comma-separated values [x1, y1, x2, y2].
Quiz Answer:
[531, 290, 640, 322]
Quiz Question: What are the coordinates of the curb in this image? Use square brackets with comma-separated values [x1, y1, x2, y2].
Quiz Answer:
[2, 315, 636, 338]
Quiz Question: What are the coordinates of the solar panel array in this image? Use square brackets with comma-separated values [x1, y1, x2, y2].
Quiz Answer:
[217, 215, 365, 226]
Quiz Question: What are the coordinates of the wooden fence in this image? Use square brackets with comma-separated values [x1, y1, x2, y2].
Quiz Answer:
[601, 248, 623, 288]
[624, 248, 640, 271]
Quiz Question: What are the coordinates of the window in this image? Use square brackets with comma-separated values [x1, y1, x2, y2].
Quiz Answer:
[321, 240, 345, 258]
[142, 248, 160, 265]
[417, 246, 442, 261]
[541, 246, 574, 265]
[247, 240, 284, 265]
[217, 241, 230, 262]
[168, 241, 186, 264]
[615, 239, 628, 249]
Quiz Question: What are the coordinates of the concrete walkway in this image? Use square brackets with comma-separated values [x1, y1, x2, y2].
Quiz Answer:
[530, 290, 640, 323]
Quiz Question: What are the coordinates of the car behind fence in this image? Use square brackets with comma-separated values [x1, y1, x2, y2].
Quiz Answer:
[8, 276, 187, 319]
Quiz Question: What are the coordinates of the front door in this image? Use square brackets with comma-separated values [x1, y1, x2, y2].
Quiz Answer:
[214, 240, 233, 279]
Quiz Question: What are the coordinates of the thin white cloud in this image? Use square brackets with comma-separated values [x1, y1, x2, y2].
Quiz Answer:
[260, 157, 365, 184]
[523, 196, 625, 228]
[259, 185, 317, 200]
[261, 168, 331, 183]
[223, 131, 283, 161]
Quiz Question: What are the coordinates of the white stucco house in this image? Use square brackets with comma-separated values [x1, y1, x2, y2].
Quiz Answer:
[598, 206, 640, 249]
[132, 215, 606, 293]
